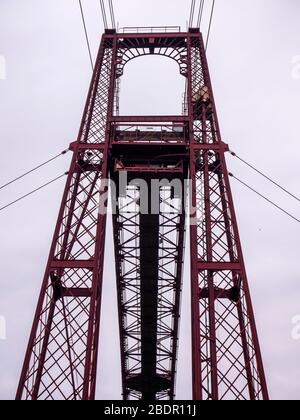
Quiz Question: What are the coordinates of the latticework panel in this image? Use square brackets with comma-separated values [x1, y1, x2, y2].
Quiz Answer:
[113, 182, 185, 400]
[189, 32, 268, 400]
[16, 33, 116, 400]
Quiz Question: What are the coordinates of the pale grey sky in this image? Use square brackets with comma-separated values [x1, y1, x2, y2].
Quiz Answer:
[0, 0, 300, 400]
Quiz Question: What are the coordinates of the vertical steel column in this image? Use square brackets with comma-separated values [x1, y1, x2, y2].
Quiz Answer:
[188, 30, 268, 400]
[187, 33, 203, 401]
[16, 32, 117, 400]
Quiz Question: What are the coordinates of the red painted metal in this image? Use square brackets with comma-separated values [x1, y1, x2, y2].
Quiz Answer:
[16, 33, 117, 401]
[16, 29, 268, 400]
[187, 32, 268, 400]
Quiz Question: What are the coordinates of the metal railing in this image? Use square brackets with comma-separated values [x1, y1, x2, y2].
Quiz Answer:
[119, 26, 181, 34]
[111, 123, 186, 144]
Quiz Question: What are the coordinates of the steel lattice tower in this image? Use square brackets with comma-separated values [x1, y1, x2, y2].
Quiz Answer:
[16, 28, 268, 400]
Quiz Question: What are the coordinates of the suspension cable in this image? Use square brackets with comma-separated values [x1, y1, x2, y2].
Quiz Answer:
[0, 149, 69, 191]
[205, 0, 216, 50]
[229, 150, 300, 204]
[100, 0, 108, 29]
[229, 172, 300, 224]
[0, 173, 68, 213]
[197, 0, 205, 28]
[189, 0, 196, 28]
[108, 0, 116, 29]
[79, 0, 94, 70]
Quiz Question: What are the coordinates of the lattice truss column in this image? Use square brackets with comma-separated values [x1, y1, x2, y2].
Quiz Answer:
[188, 33, 268, 400]
[16, 34, 117, 400]
[112, 176, 186, 400]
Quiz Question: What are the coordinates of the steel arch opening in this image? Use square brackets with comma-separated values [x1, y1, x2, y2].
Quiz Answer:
[118, 55, 186, 116]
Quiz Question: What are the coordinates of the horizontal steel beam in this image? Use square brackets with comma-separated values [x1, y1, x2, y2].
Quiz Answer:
[111, 141, 187, 147]
[197, 261, 242, 272]
[191, 142, 229, 151]
[62, 288, 92, 298]
[111, 116, 189, 123]
[50, 260, 94, 269]
[69, 141, 105, 151]
[115, 33, 190, 40]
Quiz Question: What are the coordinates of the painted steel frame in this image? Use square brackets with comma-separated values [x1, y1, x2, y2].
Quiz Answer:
[16, 29, 268, 401]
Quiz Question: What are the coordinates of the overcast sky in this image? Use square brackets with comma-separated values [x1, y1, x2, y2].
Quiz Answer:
[0, 0, 300, 400]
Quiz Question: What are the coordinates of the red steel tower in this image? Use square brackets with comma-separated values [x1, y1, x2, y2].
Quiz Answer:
[16, 28, 268, 400]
